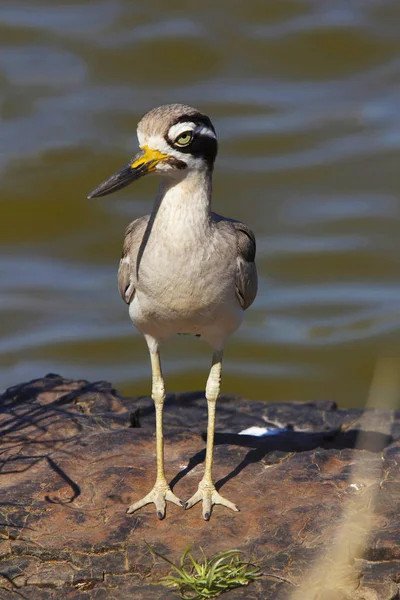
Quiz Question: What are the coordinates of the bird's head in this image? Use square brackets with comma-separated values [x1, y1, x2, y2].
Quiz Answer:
[88, 104, 218, 199]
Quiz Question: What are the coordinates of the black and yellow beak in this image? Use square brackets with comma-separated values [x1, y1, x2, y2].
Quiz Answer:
[87, 146, 170, 199]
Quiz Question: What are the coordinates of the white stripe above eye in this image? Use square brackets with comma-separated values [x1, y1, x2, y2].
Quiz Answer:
[168, 121, 217, 141]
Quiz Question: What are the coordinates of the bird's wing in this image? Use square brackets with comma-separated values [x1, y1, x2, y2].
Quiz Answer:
[231, 220, 258, 310]
[214, 214, 258, 310]
[118, 215, 149, 304]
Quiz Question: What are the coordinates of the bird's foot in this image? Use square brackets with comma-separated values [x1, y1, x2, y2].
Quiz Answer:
[126, 481, 183, 519]
[185, 481, 239, 521]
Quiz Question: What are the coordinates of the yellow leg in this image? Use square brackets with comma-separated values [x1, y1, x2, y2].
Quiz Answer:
[185, 350, 239, 520]
[127, 349, 183, 519]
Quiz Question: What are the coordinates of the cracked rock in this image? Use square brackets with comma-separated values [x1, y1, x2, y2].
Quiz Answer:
[0, 374, 399, 599]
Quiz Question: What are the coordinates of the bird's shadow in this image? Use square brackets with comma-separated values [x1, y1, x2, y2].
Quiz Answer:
[169, 427, 392, 493]
[133, 391, 393, 493]
[0, 374, 117, 505]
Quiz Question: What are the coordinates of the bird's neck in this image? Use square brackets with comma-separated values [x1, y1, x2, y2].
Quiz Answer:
[152, 170, 213, 235]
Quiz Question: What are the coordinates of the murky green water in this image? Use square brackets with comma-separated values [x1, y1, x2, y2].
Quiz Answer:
[1, 1, 400, 406]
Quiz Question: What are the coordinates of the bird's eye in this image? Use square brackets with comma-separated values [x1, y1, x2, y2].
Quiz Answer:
[174, 131, 193, 147]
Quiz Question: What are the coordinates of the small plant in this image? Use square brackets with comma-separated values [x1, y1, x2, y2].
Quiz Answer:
[147, 543, 262, 599]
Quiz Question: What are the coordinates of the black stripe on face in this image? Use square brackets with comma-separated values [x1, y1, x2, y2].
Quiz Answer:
[175, 113, 216, 135]
[166, 114, 218, 169]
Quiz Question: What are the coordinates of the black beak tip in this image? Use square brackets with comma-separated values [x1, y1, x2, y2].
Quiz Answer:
[86, 161, 141, 200]
[87, 186, 108, 199]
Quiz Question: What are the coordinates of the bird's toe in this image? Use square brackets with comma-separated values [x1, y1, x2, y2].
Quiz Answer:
[126, 491, 153, 514]
[202, 494, 212, 520]
[212, 490, 239, 513]
[165, 488, 183, 507]
[184, 489, 203, 510]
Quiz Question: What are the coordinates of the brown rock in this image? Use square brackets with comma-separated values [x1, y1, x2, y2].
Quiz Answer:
[0, 374, 399, 599]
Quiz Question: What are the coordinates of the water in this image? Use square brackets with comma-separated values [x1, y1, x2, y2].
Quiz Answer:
[1, 0, 400, 407]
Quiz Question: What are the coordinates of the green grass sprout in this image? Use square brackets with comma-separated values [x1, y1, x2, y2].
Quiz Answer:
[146, 542, 262, 599]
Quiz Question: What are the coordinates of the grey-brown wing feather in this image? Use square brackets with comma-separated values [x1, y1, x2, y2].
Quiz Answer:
[214, 214, 258, 310]
[118, 215, 149, 304]
[231, 221, 258, 310]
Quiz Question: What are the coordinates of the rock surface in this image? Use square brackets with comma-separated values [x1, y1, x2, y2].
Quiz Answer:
[0, 374, 399, 599]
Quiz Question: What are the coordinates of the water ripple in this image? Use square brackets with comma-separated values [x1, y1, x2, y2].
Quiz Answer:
[1, 0, 400, 405]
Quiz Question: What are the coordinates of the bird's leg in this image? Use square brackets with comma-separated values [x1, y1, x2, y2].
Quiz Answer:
[127, 349, 183, 519]
[185, 350, 239, 520]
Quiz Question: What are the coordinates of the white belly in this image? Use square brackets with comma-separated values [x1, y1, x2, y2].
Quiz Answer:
[129, 293, 243, 348]
[128, 247, 243, 348]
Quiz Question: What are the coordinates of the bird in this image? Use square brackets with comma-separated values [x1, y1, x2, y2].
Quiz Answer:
[88, 104, 257, 521]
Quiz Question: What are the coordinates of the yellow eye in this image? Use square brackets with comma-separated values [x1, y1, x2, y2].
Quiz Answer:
[175, 131, 193, 146]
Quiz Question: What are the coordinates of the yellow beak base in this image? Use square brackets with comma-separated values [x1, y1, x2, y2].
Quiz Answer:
[130, 145, 170, 172]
